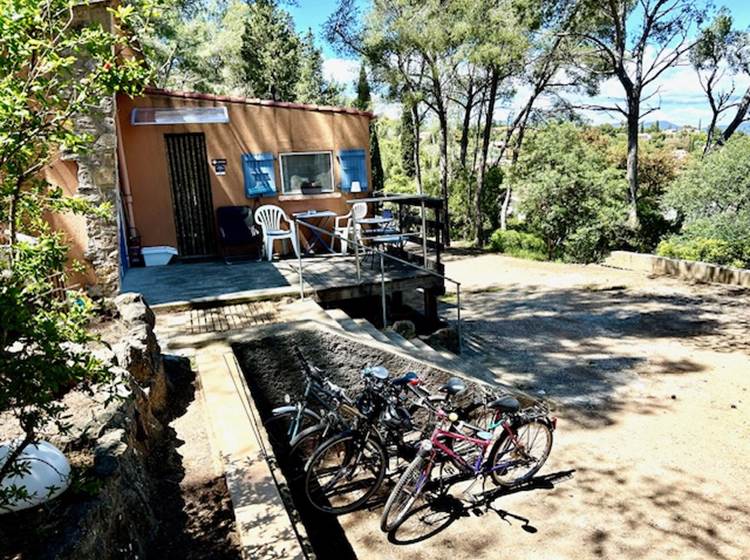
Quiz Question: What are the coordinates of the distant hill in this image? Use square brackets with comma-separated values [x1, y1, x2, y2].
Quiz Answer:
[726, 121, 750, 133]
[641, 120, 681, 131]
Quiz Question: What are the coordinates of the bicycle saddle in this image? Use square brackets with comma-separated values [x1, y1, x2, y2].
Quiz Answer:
[487, 395, 520, 413]
[391, 371, 420, 386]
[439, 377, 467, 396]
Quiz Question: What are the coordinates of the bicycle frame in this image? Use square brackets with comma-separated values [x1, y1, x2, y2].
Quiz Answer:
[424, 418, 530, 479]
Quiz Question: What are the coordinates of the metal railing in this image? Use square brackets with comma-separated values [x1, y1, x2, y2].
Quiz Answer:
[292, 217, 463, 353]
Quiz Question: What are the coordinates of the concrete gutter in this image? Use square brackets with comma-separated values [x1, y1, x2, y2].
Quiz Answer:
[195, 342, 310, 560]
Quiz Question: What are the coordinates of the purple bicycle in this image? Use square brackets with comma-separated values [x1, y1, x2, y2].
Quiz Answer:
[380, 389, 556, 532]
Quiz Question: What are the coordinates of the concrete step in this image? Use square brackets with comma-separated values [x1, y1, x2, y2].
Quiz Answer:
[324, 307, 362, 334]
[382, 327, 422, 354]
[352, 318, 392, 344]
[319, 305, 498, 385]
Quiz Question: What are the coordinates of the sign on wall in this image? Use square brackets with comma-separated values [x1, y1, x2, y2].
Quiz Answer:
[211, 158, 227, 176]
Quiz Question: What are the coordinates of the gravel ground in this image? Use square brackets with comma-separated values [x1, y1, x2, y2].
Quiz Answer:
[327, 254, 750, 560]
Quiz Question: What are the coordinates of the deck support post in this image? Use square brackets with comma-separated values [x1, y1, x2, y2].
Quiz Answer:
[295, 217, 304, 299]
[379, 252, 387, 328]
[456, 284, 462, 354]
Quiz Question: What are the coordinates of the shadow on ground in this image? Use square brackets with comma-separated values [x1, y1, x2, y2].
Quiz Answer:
[388, 469, 576, 546]
[439, 283, 748, 428]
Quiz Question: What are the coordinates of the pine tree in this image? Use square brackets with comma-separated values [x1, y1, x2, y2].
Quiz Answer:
[370, 124, 385, 192]
[352, 65, 383, 191]
[400, 105, 416, 178]
[295, 29, 341, 105]
[240, 0, 300, 101]
[354, 65, 371, 110]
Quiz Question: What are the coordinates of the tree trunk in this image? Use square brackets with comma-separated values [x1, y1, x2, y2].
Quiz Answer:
[411, 103, 423, 193]
[437, 106, 450, 246]
[458, 79, 474, 170]
[626, 100, 640, 228]
[474, 68, 498, 246]
[719, 85, 750, 146]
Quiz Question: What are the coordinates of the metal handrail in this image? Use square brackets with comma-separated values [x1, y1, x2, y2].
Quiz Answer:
[293, 217, 463, 353]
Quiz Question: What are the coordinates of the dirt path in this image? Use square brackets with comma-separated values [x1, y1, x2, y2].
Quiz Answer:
[339, 254, 750, 559]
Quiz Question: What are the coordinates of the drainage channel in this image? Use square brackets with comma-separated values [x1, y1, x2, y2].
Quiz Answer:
[230, 324, 511, 559]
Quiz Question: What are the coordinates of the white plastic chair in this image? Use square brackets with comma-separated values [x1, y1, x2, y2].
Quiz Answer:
[254, 205, 300, 261]
[334, 202, 367, 253]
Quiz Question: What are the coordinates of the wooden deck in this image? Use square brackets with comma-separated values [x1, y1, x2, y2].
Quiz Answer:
[121, 254, 443, 309]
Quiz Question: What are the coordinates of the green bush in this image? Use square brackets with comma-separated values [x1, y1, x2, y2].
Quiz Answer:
[489, 229, 547, 260]
[511, 122, 629, 263]
[656, 236, 749, 269]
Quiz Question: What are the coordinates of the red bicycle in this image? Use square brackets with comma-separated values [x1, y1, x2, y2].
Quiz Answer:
[380, 393, 556, 532]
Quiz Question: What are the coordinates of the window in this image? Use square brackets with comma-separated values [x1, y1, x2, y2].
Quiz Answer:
[131, 107, 229, 125]
[280, 152, 333, 194]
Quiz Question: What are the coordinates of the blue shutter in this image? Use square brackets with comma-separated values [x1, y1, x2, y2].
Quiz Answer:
[337, 149, 368, 192]
[242, 152, 277, 198]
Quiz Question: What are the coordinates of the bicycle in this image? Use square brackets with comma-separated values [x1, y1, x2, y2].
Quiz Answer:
[303, 373, 467, 515]
[380, 394, 556, 532]
[263, 346, 348, 458]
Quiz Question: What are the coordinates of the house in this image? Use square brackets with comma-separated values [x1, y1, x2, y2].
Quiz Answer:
[117, 88, 375, 262]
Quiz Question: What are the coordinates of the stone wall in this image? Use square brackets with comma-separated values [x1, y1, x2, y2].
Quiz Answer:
[604, 250, 750, 288]
[71, 1, 121, 296]
[75, 94, 120, 297]
[38, 294, 175, 559]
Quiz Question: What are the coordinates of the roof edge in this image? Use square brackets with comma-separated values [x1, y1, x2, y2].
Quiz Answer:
[141, 87, 376, 119]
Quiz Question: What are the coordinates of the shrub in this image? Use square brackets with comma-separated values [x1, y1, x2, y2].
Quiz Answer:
[656, 236, 749, 269]
[512, 122, 629, 262]
[489, 229, 546, 260]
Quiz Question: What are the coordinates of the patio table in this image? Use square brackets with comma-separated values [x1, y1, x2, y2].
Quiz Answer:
[293, 210, 338, 254]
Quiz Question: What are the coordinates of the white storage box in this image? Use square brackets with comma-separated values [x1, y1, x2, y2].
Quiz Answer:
[141, 246, 177, 266]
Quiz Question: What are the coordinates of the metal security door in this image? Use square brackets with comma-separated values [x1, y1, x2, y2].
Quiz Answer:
[165, 133, 217, 256]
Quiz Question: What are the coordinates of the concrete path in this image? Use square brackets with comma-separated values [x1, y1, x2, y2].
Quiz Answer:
[336, 253, 750, 560]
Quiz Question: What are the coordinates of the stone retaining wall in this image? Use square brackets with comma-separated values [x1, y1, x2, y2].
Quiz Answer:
[41, 293, 174, 559]
[604, 251, 750, 288]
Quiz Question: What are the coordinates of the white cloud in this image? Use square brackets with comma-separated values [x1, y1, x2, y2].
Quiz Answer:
[322, 58, 360, 89]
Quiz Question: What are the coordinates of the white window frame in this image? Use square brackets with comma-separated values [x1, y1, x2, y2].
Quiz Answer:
[279, 151, 335, 194]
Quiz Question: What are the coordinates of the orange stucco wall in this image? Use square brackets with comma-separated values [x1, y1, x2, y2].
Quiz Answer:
[44, 158, 97, 286]
[117, 93, 373, 252]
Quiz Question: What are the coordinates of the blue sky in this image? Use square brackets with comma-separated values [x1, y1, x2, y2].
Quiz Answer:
[290, 1, 750, 125]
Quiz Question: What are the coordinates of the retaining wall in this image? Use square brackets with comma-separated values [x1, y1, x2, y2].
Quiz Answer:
[604, 251, 750, 288]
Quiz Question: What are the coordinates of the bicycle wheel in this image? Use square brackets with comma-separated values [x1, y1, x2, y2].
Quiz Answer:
[264, 409, 319, 455]
[287, 423, 337, 479]
[380, 453, 430, 532]
[304, 433, 387, 515]
[488, 418, 553, 486]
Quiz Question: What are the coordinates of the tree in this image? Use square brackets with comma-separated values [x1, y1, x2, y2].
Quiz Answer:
[370, 125, 385, 192]
[569, 0, 708, 228]
[241, 0, 300, 101]
[296, 29, 341, 105]
[0, 0, 147, 508]
[512, 123, 626, 261]
[133, 0, 249, 94]
[661, 135, 750, 266]
[350, 65, 384, 191]
[400, 105, 416, 178]
[691, 11, 750, 152]
[326, 0, 461, 244]
[354, 64, 371, 110]
[691, 11, 738, 154]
